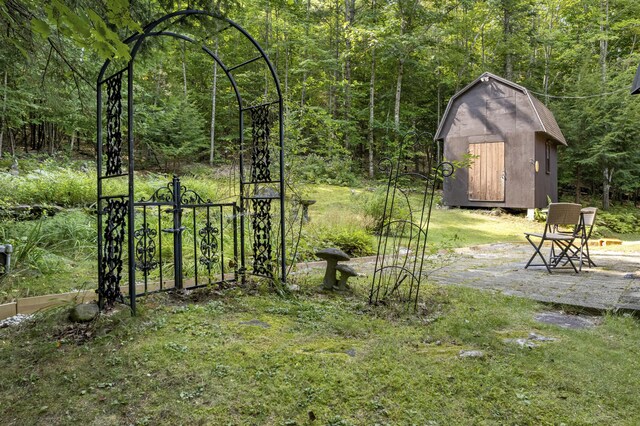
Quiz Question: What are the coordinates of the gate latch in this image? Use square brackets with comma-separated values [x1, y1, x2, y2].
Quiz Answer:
[162, 226, 186, 234]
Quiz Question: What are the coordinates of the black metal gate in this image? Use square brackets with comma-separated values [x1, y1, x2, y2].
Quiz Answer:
[132, 176, 238, 297]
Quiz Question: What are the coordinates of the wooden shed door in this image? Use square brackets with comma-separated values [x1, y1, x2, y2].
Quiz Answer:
[468, 142, 505, 202]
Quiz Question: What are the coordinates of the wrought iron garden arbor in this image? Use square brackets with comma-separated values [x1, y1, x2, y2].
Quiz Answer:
[96, 10, 285, 313]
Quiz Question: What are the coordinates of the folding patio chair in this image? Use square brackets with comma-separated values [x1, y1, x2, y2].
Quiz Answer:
[562, 207, 597, 271]
[524, 203, 582, 273]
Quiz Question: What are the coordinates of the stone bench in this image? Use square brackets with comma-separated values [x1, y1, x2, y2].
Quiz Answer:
[0, 244, 13, 274]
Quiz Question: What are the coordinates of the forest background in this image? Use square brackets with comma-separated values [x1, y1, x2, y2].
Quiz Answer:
[1, 0, 640, 209]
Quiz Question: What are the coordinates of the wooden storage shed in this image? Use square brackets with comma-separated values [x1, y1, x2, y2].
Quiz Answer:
[435, 72, 567, 209]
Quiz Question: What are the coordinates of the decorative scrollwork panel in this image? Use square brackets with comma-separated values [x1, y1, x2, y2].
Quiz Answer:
[181, 186, 207, 204]
[251, 199, 273, 277]
[249, 105, 272, 183]
[105, 72, 124, 176]
[141, 182, 173, 203]
[134, 223, 158, 273]
[99, 197, 128, 307]
[199, 222, 220, 270]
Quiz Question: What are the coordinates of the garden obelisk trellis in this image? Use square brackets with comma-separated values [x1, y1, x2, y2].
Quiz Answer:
[370, 133, 453, 310]
[96, 10, 285, 313]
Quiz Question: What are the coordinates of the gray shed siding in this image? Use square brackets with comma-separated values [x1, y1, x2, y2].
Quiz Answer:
[534, 134, 559, 207]
[439, 76, 562, 209]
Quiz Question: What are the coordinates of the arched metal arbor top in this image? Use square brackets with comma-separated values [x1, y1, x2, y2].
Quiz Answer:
[98, 9, 283, 108]
[96, 10, 286, 312]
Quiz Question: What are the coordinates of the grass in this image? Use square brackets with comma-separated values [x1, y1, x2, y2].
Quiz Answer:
[0, 181, 542, 302]
[0, 160, 232, 302]
[1, 281, 639, 424]
[307, 185, 541, 247]
[2, 161, 640, 424]
[0, 211, 97, 302]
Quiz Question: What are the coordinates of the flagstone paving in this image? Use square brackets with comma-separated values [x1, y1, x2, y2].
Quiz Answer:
[296, 243, 640, 311]
[427, 243, 640, 311]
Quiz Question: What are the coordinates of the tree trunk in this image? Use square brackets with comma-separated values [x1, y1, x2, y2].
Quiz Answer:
[394, 9, 408, 144]
[412, 119, 420, 173]
[154, 60, 163, 107]
[368, 44, 376, 179]
[394, 57, 404, 137]
[70, 130, 76, 153]
[600, 0, 610, 211]
[481, 24, 485, 68]
[9, 128, 15, 157]
[367, 0, 377, 179]
[182, 41, 188, 97]
[301, 0, 311, 108]
[603, 168, 612, 210]
[330, 0, 340, 122]
[599, 0, 608, 85]
[343, 0, 355, 149]
[543, 46, 551, 104]
[264, 2, 271, 97]
[503, 5, 513, 80]
[0, 70, 7, 158]
[210, 37, 219, 166]
[36, 123, 43, 151]
[284, 23, 289, 101]
[21, 124, 26, 153]
[574, 169, 581, 204]
[48, 123, 54, 155]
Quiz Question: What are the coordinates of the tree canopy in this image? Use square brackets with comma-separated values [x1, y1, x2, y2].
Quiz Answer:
[1, 0, 640, 207]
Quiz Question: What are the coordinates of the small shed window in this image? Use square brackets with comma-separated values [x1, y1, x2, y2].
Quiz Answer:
[545, 141, 551, 174]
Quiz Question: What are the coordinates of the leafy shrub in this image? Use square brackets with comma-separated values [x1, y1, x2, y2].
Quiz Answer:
[137, 97, 209, 166]
[320, 228, 374, 257]
[290, 153, 358, 186]
[598, 211, 640, 234]
[293, 226, 374, 261]
[290, 210, 375, 262]
[0, 168, 95, 207]
[0, 161, 226, 208]
[358, 187, 411, 234]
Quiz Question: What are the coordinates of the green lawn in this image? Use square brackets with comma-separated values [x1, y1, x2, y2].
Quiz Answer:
[1, 283, 639, 425]
[1, 182, 543, 302]
[2, 172, 640, 424]
[307, 184, 541, 247]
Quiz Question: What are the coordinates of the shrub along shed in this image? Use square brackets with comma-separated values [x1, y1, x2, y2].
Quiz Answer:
[435, 72, 567, 210]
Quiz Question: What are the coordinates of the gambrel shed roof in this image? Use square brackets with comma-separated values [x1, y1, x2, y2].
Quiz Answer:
[435, 72, 567, 145]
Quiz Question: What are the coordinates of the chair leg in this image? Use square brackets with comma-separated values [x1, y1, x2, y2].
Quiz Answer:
[525, 236, 553, 273]
[550, 241, 567, 267]
[548, 240, 579, 273]
[555, 240, 579, 273]
[583, 243, 596, 267]
[559, 241, 581, 269]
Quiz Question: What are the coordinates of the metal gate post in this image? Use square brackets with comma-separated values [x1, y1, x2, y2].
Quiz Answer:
[171, 176, 184, 289]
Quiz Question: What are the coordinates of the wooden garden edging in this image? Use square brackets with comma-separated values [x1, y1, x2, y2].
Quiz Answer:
[0, 278, 234, 321]
[0, 290, 97, 320]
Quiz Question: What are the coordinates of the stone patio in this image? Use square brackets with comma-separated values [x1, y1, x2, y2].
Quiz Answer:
[428, 243, 640, 311]
[296, 243, 640, 311]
